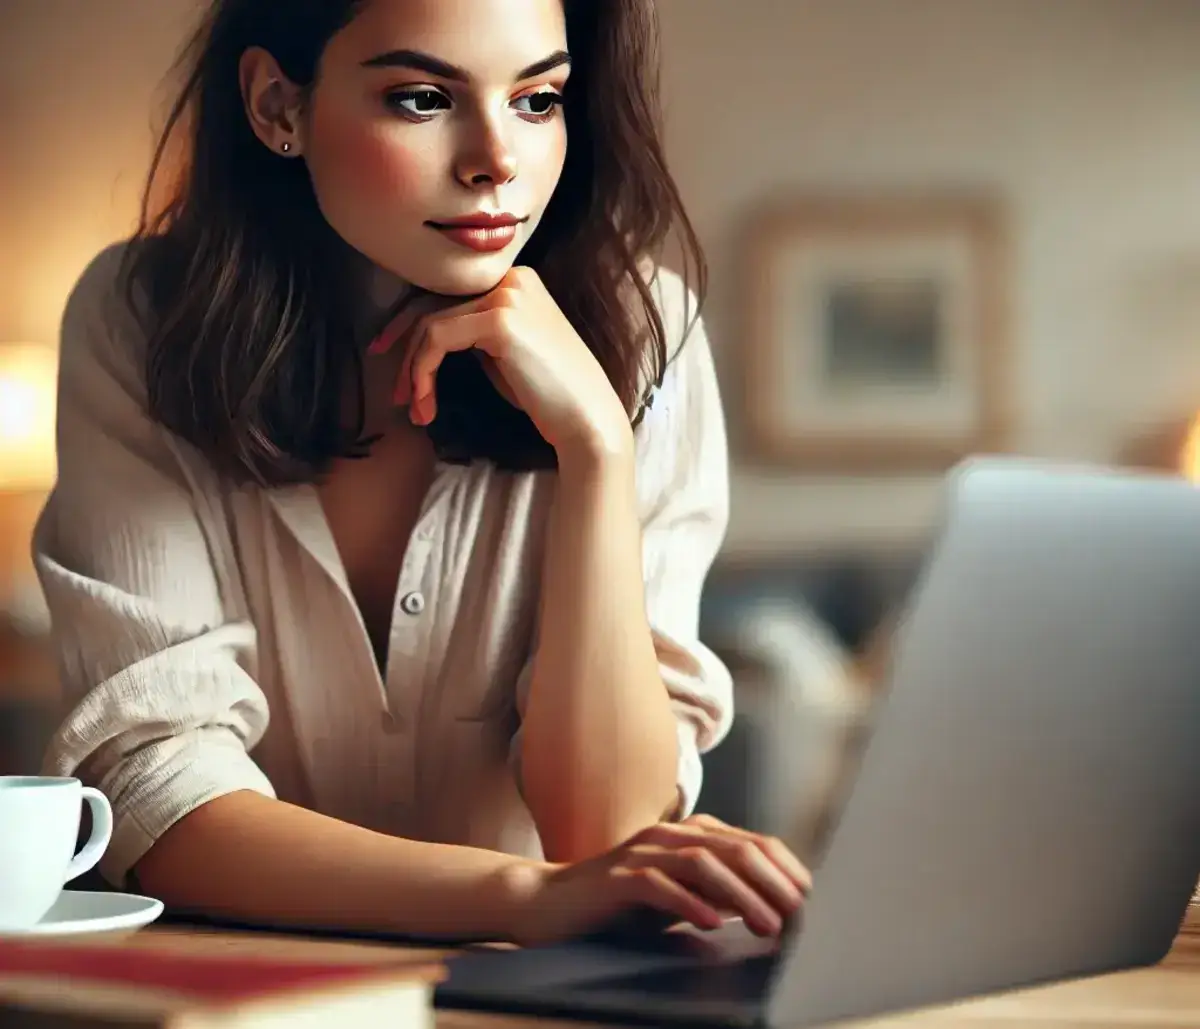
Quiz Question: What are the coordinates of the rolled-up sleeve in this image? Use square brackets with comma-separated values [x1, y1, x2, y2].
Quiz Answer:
[507, 269, 734, 820]
[34, 246, 274, 887]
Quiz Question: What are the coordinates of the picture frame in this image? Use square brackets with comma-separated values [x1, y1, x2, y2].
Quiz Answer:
[741, 193, 1012, 471]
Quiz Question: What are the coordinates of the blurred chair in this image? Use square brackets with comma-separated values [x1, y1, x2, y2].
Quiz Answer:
[0, 617, 59, 776]
[699, 597, 875, 865]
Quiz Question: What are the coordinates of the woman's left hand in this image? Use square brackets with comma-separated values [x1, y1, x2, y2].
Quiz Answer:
[370, 267, 633, 461]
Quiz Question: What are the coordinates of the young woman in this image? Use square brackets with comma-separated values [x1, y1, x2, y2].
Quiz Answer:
[35, 0, 809, 944]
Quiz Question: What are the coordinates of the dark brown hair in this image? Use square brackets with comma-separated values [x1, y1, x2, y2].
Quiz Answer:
[123, 0, 706, 485]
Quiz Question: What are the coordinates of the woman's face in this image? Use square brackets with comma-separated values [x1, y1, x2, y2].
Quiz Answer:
[295, 0, 570, 298]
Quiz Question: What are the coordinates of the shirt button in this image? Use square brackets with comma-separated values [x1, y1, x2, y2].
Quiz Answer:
[400, 591, 425, 616]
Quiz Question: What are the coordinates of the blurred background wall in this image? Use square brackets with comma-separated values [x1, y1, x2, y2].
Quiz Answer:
[658, 0, 1200, 553]
[2, 0, 1199, 835]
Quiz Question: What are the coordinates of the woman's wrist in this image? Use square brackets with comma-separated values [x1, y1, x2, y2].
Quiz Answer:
[492, 857, 562, 944]
[554, 408, 635, 478]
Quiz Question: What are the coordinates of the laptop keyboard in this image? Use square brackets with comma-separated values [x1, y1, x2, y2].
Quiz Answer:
[575, 952, 779, 1001]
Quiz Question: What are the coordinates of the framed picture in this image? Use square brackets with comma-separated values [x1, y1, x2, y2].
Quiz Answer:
[742, 194, 1011, 471]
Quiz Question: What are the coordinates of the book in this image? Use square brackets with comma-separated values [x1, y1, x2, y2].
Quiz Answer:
[0, 929, 444, 1028]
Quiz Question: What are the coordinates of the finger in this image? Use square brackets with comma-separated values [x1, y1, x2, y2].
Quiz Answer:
[394, 297, 497, 406]
[406, 310, 508, 424]
[711, 837, 805, 917]
[654, 847, 782, 937]
[367, 292, 453, 357]
[377, 293, 495, 408]
[393, 321, 425, 407]
[684, 816, 811, 893]
[392, 318, 442, 412]
[618, 866, 724, 933]
[647, 820, 808, 914]
[702, 825, 811, 895]
[394, 323, 462, 420]
[368, 313, 408, 357]
[757, 836, 813, 894]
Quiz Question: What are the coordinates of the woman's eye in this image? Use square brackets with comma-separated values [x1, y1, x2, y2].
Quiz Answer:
[386, 88, 451, 118]
[513, 90, 564, 119]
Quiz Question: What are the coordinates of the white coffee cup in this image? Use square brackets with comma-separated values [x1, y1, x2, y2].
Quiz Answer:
[0, 776, 114, 931]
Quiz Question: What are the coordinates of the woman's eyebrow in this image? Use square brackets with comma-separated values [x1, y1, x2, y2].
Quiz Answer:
[360, 48, 571, 82]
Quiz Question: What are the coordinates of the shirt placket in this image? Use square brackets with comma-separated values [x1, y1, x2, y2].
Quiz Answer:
[381, 465, 457, 732]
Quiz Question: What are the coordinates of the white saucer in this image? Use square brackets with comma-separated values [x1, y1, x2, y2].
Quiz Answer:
[0, 890, 164, 938]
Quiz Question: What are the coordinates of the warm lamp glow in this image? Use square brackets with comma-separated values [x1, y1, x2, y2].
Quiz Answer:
[0, 343, 58, 492]
[1179, 415, 1200, 484]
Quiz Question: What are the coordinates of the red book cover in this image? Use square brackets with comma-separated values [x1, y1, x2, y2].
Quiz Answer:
[0, 933, 444, 1028]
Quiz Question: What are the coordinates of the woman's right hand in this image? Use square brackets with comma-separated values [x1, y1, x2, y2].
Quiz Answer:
[506, 814, 812, 947]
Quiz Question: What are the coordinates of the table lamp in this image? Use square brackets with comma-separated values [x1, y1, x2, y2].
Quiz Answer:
[0, 343, 58, 493]
[0, 342, 58, 633]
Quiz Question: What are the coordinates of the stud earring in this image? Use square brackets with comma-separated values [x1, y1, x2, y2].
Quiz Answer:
[281, 141, 292, 154]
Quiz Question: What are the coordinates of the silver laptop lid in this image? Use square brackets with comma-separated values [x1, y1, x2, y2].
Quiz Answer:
[769, 456, 1200, 1027]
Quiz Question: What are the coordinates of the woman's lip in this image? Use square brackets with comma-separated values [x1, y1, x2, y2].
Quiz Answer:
[428, 223, 520, 253]
[427, 215, 525, 228]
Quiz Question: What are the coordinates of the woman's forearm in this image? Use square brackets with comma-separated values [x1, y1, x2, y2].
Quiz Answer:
[520, 439, 681, 862]
[134, 790, 545, 940]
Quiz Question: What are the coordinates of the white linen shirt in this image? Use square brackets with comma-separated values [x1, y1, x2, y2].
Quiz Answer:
[34, 243, 734, 888]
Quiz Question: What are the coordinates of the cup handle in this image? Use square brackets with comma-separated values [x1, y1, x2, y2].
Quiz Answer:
[63, 787, 114, 884]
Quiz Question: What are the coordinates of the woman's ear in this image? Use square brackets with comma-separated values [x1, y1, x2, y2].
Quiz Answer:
[238, 46, 306, 157]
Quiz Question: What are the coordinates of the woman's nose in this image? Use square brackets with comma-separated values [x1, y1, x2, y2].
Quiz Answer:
[454, 119, 518, 188]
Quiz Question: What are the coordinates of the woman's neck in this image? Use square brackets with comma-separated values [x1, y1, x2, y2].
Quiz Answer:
[335, 246, 415, 348]
[366, 263, 410, 313]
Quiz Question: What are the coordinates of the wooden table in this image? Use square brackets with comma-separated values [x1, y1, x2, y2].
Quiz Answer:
[118, 905, 1198, 1028]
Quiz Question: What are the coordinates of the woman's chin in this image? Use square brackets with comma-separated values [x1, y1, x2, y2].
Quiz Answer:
[405, 257, 516, 299]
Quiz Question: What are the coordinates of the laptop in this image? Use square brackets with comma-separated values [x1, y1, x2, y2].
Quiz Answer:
[435, 456, 1200, 1027]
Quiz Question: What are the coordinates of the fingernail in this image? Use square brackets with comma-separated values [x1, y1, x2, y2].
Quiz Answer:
[369, 326, 400, 356]
[753, 916, 781, 938]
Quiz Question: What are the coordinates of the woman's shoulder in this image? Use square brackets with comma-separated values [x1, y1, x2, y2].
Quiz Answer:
[640, 262, 703, 362]
[59, 239, 156, 387]
[64, 240, 137, 320]
[629, 261, 721, 448]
